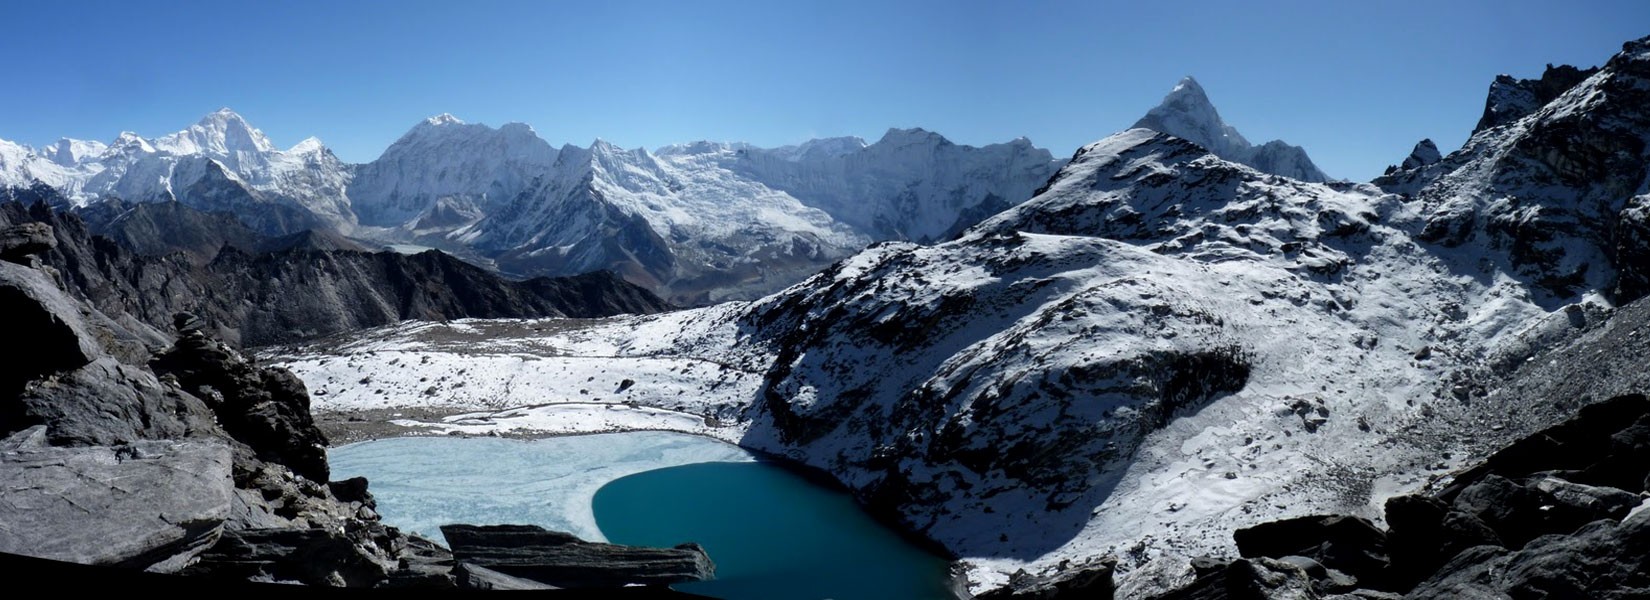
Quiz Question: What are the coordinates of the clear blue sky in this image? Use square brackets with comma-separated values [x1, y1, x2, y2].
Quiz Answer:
[2, 0, 1645, 180]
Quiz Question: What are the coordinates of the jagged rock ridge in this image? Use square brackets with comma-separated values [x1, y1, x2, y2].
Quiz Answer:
[0, 190, 669, 347]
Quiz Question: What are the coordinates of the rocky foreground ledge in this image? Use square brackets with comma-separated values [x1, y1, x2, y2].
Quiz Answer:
[985, 393, 1650, 599]
[0, 223, 712, 594]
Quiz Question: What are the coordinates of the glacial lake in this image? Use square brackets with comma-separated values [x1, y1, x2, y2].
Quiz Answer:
[328, 432, 955, 599]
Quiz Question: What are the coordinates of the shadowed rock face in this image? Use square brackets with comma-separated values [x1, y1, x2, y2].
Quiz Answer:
[0, 193, 670, 348]
[440, 524, 716, 589]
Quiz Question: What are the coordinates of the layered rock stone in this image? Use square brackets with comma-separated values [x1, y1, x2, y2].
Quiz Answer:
[440, 524, 715, 589]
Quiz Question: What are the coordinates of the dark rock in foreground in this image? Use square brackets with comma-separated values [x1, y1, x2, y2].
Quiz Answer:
[441, 524, 715, 589]
[181, 527, 399, 586]
[976, 557, 1116, 599]
[0, 426, 232, 572]
[0, 221, 54, 264]
[1145, 392, 1650, 599]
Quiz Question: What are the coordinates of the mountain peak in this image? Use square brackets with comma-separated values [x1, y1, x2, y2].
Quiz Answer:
[424, 113, 465, 126]
[877, 127, 950, 147]
[152, 108, 275, 157]
[288, 136, 327, 155]
[1134, 76, 1247, 157]
[1132, 77, 1328, 182]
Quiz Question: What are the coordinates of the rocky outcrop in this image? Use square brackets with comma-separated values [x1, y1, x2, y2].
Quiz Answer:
[151, 315, 330, 482]
[1383, 139, 1441, 176]
[0, 196, 670, 347]
[439, 524, 715, 589]
[0, 225, 429, 585]
[976, 558, 1116, 599]
[1475, 64, 1601, 133]
[180, 527, 400, 586]
[0, 221, 54, 264]
[1146, 393, 1650, 599]
[1383, 38, 1650, 303]
[0, 258, 103, 396]
[0, 427, 232, 572]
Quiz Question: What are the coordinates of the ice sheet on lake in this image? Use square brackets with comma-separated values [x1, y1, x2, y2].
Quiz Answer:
[328, 431, 754, 545]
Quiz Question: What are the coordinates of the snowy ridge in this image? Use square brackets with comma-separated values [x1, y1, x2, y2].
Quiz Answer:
[449, 138, 868, 304]
[269, 37, 1650, 597]
[451, 128, 1059, 303]
[1133, 77, 1331, 182]
[0, 109, 355, 234]
[4, 109, 1061, 301]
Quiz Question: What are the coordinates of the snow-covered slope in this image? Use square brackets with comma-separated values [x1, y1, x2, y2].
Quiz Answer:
[1133, 77, 1331, 182]
[1376, 38, 1650, 303]
[0, 109, 356, 234]
[350, 114, 557, 229]
[269, 36, 1650, 596]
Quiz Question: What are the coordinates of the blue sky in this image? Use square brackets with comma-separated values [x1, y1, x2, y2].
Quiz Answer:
[2, 0, 1645, 180]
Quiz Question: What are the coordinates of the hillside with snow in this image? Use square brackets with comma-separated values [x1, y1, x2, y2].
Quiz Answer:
[268, 37, 1650, 596]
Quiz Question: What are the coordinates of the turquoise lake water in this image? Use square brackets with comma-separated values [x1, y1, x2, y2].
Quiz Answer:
[595, 461, 955, 600]
[328, 433, 955, 599]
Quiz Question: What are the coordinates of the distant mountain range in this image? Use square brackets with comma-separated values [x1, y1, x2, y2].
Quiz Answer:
[0, 79, 1329, 303]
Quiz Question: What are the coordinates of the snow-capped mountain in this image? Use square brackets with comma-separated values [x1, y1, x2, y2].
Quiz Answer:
[1133, 76, 1331, 182]
[0, 109, 355, 234]
[713, 127, 1063, 242]
[350, 114, 558, 230]
[436, 127, 1060, 303]
[3, 110, 1062, 302]
[270, 35, 1650, 597]
[457, 139, 871, 304]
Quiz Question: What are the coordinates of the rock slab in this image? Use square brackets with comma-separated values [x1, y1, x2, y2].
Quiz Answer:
[0, 426, 232, 571]
[440, 524, 714, 588]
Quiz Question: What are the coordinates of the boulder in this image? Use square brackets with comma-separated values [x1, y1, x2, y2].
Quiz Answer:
[1233, 515, 1390, 588]
[1439, 394, 1650, 501]
[1410, 508, 1650, 599]
[1153, 557, 1320, 600]
[151, 328, 330, 482]
[454, 563, 558, 590]
[1383, 494, 1501, 590]
[17, 357, 219, 447]
[977, 557, 1116, 599]
[1452, 473, 1640, 549]
[0, 261, 100, 399]
[0, 427, 232, 572]
[0, 222, 54, 263]
[181, 526, 400, 587]
[439, 524, 714, 588]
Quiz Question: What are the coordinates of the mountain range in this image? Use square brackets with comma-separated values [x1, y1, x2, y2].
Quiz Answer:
[0, 78, 1327, 304]
[263, 34, 1650, 598]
